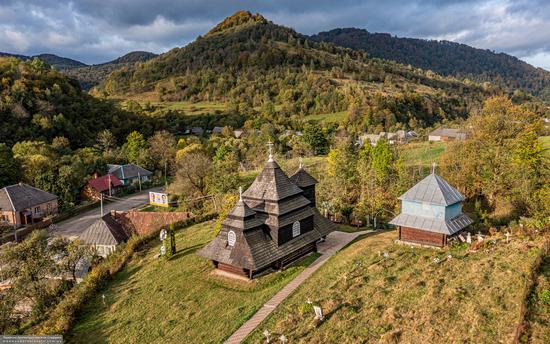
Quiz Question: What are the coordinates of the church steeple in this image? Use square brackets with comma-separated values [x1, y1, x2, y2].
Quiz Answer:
[289, 160, 318, 205]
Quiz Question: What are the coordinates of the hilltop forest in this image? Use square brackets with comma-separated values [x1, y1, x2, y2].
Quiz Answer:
[311, 28, 550, 100]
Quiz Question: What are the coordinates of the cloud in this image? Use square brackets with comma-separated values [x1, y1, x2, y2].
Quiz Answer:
[0, 0, 548, 70]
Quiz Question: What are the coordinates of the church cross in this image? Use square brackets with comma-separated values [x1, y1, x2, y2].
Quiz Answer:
[267, 140, 274, 162]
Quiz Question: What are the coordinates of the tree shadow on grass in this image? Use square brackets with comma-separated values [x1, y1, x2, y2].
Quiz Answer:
[169, 243, 204, 261]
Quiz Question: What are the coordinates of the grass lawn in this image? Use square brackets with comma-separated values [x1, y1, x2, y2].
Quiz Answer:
[68, 221, 320, 343]
[398, 141, 446, 168]
[244, 230, 547, 343]
[305, 111, 347, 123]
[540, 136, 550, 158]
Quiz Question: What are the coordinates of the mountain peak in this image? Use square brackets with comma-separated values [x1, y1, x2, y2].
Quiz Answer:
[206, 11, 267, 36]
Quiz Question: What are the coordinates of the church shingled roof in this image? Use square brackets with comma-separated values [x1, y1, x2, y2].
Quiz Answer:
[289, 166, 318, 188]
[242, 160, 304, 201]
[399, 173, 464, 206]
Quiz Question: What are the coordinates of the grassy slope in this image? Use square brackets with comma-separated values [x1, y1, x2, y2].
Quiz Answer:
[69, 221, 320, 343]
[148, 101, 226, 114]
[540, 136, 550, 158]
[524, 255, 550, 343]
[398, 141, 446, 167]
[244, 230, 546, 343]
[305, 111, 347, 123]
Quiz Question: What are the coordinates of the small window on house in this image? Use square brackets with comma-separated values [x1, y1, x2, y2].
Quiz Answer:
[292, 221, 301, 237]
[34, 207, 40, 214]
[47, 203, 52, 211]
[227, 230, 236, 246]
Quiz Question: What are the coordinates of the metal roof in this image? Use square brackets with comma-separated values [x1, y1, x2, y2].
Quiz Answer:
[0, 184, 57, 211]
[399, 173, 464, 206]
[429, 128, 465, 138]
[389, 212, 473, 235]
[108, 164, 153, 180]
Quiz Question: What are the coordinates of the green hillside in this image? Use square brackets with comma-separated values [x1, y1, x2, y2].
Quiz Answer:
[95, 11, 491, 129]
[64, 51, 158, 90]
[0, 57, 153, 147]
[311, 28, 550, 99]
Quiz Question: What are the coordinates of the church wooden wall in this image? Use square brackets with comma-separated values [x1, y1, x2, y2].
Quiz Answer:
[399, 226, 446, 247]
[217, 262, 249, 277]
[277, 215, 314, 246]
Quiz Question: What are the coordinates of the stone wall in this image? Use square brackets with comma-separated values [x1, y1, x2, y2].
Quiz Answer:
[111, 210, 190, 236]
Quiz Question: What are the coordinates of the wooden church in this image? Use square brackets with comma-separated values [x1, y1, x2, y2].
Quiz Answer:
[198, 152, 336, 279]
[389, 168, 473, 247]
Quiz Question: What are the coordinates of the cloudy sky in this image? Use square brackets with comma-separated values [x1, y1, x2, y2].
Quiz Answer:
[1, 0, 549, 70]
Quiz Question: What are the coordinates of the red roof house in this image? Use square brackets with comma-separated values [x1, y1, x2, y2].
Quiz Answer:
[81, 174, 122, 201]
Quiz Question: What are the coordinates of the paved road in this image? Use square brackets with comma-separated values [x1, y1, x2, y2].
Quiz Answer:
[224, 230, 370, 344]
[53, 187, 163, 240]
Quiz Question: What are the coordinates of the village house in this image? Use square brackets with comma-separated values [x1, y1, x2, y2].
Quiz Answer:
[0, 183, 58, 228]
[78, 213, 129, 257]
[198, 153, 337, 279]
[233, 129, 244, 138]
[190, 127, 204, 136]
[428, 128, 467, 142]
[389, 169, 473, 247]
[80, 173, 122, 201]
[358, 130, 416, 146]
[212, 126, 224, 135]
[107, 164, 153, 187]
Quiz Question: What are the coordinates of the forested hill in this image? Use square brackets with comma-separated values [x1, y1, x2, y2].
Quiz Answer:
[0, 52, 86, 70]
[0, 51, 157, 90]
[311, 28, 550, 99]
[63, 51, 158, 90]
[96, 11, 493, 128]
[0, 57, 155, 148]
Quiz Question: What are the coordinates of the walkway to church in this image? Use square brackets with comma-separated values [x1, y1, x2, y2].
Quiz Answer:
[224, 230, 369, 344]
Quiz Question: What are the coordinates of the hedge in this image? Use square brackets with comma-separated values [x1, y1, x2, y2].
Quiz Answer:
[34, 213, 216, 335]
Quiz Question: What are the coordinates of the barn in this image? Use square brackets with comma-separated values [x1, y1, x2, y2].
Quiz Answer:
[198, 156, 336, 279]
[389, 171, 473, 247]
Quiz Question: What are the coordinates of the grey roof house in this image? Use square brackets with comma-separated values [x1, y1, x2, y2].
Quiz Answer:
[79, 213, 130, 257]
[198, 154, 336, 279]
[428, 128, 467, 142]
[107, 164, 153, 186]
[0, 183, 58, 228]
[389, 171, 473, 247]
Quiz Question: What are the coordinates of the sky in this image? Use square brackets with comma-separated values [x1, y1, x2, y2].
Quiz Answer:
[0, 0, 549, 70]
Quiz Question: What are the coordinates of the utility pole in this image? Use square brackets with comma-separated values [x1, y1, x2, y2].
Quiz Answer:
[100, 193, 104, 217]
[108, 173, 112, 197]
[164, 162, 168, 188]
[137, 172, 142, 191]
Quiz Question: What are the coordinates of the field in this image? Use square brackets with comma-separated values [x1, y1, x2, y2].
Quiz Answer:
[305, 111, 347, 123]
[149, 101, 226, 114]
[398, 141, 446, 168]
[244, 230, 548, 343]
[68, 221, 320, 343]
